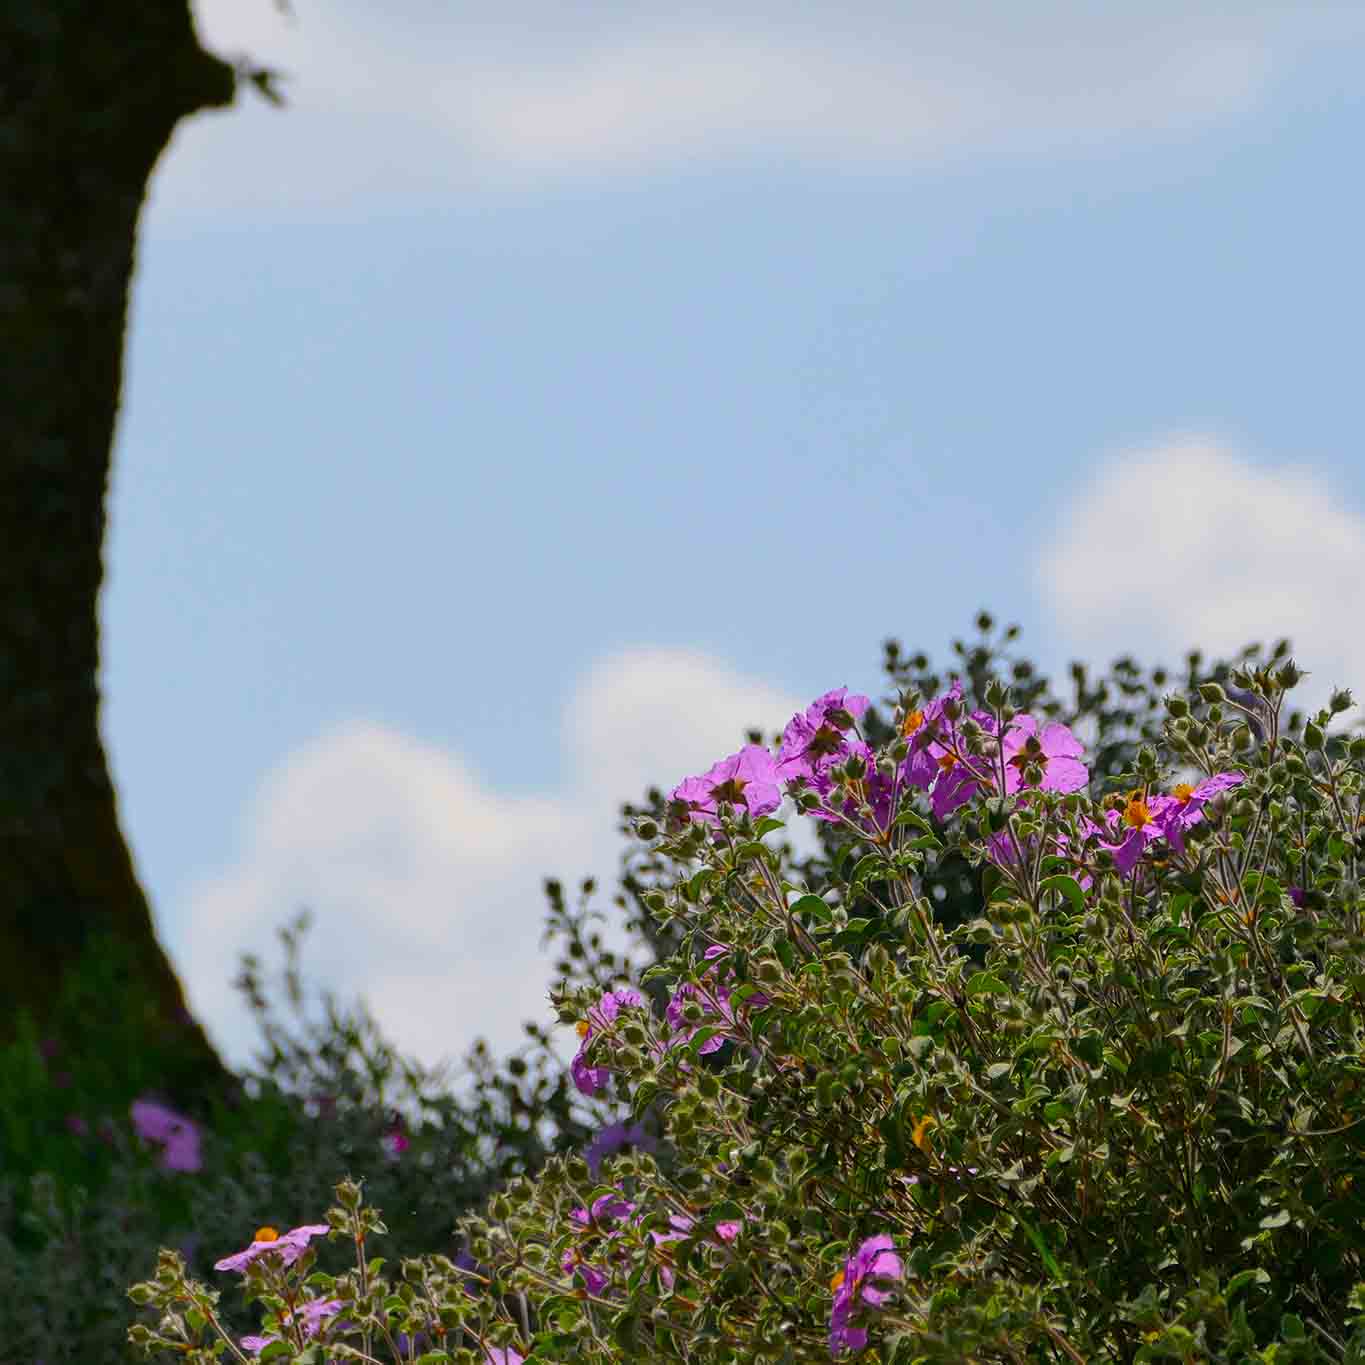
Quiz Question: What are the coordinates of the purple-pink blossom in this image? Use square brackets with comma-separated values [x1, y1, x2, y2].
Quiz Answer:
[130, 1098, 203, 1174]
[561, 1192, 637, 1294]
[666, 944, 769, 1055]
[214, 1223, 331, 1274]
[240, 1297, 342, 1354]
[776, 688, 870, 785]
[933, 713, 1088, 819]
[484, 1350, 525, 1365]
[829, 1233, 904, 1356]
[670, 744, 782, 825]
[901, 682, 964, 792]
[800, 739, 899, 833]
[1084, 772, 1244, 875]
[647, 1209, 745, 1288]
[1157, 772, 1244, 852]
[571, 988, 646, 1096]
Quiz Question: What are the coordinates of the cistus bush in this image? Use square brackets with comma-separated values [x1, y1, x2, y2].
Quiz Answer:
[127, 629, 1365, 1363]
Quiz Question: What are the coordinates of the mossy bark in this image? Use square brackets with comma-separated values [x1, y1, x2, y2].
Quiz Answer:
[0, 2, 237, 1101]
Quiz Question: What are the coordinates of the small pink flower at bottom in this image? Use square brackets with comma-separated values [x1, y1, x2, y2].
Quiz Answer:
[829, 1233, 903, 1356]
[484, 1349, 525, 1365]
[241, 1296, 342, 1354]
[214, 1223, 331, 1273]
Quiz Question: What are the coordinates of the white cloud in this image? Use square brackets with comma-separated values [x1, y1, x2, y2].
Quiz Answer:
[1038, 434, 1365, 707]
[174, 647, 801, 1071]
[152, 2, 1365, 219]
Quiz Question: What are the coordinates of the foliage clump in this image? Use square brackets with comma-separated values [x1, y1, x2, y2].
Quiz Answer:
[125, 624, 1365, 1362]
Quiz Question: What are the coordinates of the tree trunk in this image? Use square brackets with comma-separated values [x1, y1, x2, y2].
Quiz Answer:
[1, 2, 237, 1102]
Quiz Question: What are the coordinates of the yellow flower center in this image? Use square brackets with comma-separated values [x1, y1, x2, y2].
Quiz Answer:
[937, 753, 958, 773]
[576, 1020, 591, 1038]
[710, 776, 749, 804]
[901, 709, 925, 737]
[911, 1115, 937, 1152]
[254, 1226, 280, 1244]
[1124, 795, 1152, 829]
[1172, 782, 1195, 804]
[830, 1269, 847, 1292]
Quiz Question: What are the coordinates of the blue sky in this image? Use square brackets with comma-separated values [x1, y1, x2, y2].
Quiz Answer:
[104, 1, 1365, 1068]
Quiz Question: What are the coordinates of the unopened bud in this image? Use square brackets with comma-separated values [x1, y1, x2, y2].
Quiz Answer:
[1276, 660, 1307, 691]
[1198, 682, 1226, 705]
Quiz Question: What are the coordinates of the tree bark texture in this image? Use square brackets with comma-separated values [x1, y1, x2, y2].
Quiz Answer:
[1, 2, 236, 1099]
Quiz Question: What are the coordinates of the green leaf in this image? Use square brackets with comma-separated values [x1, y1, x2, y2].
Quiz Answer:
[1259, 1208, 1291, 1229]
[754, 816, 786, 838]
[1226, 1268, 1270, 1299]
[1039, 874, 1086, 915]
[850, 852, 888, 887]
[1016, 1214, 1066, 1283]
[788, 894, 833, 923]
[965, 971, 1006, 997]
[893, 807, 935, 835]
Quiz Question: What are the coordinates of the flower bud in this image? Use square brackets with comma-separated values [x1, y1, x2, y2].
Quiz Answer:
[984, 679, 1008, 708]
[1164, 694, 1190, 718]
[634, 817, 659, 840]
[1276, 660, 1306, 691]
[1304, 721, 1326, 751]
[1330, 687, 1355, 715]
[336, 1177, 364, 1212]
[1198, 682, 1226, 704]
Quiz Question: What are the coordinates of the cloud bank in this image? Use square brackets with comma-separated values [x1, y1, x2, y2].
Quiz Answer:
[1039, 434, 1365, 707]
[156, 2, 1365, 217]
[175, 648, 802, 1070]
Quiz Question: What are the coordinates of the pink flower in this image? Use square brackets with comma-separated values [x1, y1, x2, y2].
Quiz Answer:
[240, 1296, 343, 1354]
[485, 1350, 525, 1365]
[938, 713, 1088, 819]
[670, 745, 782, 825]
[1157, 772, 1244, 852]
[130, 1098, 203, 1174]
[214, 1223, 331, 1274]
[803, 739, 899, 833]
[1084, 773, 1244, 875]
[561, 1193, 636, 1294]
[829, 1234, 903, 1356]
[381, 1114, 410, 1161]
[777, 688, 870, 784]
[571, 988, 646, 1096]
[999, 715, 1088, 796]
[666, 944, 769, 1055]
[901, 682, 965, 792]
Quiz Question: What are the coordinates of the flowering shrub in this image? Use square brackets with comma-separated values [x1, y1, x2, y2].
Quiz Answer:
[127, 630, 1365, 1362]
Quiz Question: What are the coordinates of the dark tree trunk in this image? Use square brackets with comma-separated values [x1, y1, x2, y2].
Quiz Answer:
[1, 2, 237, 1102]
